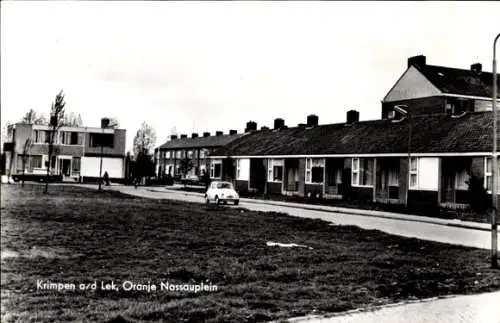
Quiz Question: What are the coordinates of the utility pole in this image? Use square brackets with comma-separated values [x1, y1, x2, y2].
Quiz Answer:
[98, 118, 117, 192]
[491, 33, 499, 269]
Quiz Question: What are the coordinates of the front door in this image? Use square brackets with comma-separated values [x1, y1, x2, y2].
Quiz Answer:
[59, 159, 71, 177]
[441, 166, 455, 203]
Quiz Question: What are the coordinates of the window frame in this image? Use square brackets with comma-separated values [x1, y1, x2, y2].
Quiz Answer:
[267, 159, 284, 182]
[409, 157, 419, 189]
[236, 159, 241, 179]
[485, 157, 500, 194]
[305, 158, 324, 184]
[352, 157, 374, 187]
[211, 160, 222, 179]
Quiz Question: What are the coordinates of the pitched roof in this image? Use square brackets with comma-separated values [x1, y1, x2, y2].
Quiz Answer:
[417, 64, 500, 98]
[212, 112, 494, 157]
[158, 133, 245, 150]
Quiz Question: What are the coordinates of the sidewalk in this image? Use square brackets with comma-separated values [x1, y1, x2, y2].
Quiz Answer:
[150, 186, 490, 232]
[286, 291, 500, 323]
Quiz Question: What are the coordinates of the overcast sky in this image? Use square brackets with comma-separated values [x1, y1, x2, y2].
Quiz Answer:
[1, 1, 499, 153]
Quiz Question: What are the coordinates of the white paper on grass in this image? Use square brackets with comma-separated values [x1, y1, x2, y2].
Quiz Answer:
[266, 241, 313, 250]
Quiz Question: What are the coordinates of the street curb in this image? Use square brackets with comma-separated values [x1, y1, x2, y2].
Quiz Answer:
[281, 290, 500, 323]
[156, 187, 491, 233]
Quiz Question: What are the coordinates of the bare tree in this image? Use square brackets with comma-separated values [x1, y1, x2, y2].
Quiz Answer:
[61, 112, 83, 127]
[133, 122, 157, 157]
[21, 138, 33, 187]
[45, 90, 66, 193]
[20, 109, 47, 125]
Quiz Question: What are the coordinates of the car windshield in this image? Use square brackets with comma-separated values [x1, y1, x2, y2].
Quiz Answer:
[216, 182, 233, 189]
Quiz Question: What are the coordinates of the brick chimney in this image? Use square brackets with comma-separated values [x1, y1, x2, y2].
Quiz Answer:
[407, 55, 426, 69]
[191, 133, 198, 138]
[245, 121, 257, 132]
[273, 118, 285, 130]
[471, 63, 482, 73]
[229, 129, 237, 135]
[203, 132, 210, 137]
[170, 135, 178, 140]
[180, 134, 188, 139]
[346, 110, 359, 124]
[215, 131, 223, 136]
[306, 114, 318, 127]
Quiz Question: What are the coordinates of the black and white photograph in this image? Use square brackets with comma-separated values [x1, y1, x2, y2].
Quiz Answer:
[1, 1, 499, 322]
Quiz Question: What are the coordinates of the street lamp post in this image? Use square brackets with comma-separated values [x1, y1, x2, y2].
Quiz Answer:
[394, 105, 411, 208]
[491, 33, 500, 269]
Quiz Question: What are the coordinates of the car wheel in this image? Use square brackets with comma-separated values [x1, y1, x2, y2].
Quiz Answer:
[215, 196, 220, 205]
[234, 200, 239, 206]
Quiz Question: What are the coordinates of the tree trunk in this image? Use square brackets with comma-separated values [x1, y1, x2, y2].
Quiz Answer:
[22, 157, 26, 187]
[45, 129, 54, 193]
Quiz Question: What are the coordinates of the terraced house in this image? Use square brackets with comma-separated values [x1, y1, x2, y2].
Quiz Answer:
[4, 123, 127, 182]
[155, 129, 245, 178]
[209, 55, 500, 211]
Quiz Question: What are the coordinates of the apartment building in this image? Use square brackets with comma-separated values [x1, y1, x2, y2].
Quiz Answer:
[4, 122, 126, 182]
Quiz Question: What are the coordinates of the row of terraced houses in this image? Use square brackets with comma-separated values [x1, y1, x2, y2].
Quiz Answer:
[155, 55, 500, 211]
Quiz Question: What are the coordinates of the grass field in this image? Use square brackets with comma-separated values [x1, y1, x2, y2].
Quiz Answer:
[1, 184, 499, 322]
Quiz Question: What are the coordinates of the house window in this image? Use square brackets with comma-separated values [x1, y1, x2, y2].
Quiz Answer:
[268, 159, 283, 182]
[352, 158, 374, 186]
[176, 151, 182, 158]
[60, 131, 73, 145]
[273, 165, 283, 181]
[89, 133, 114, 148]
[31, 155, 43, 169]
[45, 131, 52, 144]
[306, 158, 324, 184]
[33, 130, 41, 143]
[236, 159, 241, 179]
[409, 157, 418, 188]
[166, 151, 171, 158]
[455, 168, 470, 190]
[187, 150, 193, 158]
[210, 161, 222, 179]
[70, 132, 79, 145]
[485, 157, 500, 193]
[352, 158, 359, 185]
[33, 130, 50, 143]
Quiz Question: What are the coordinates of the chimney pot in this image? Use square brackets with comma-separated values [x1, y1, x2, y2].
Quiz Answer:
[180, 134, 188, 139]
[261, 126, 269, 130]
[407, 55, 426, 69]
[273, 118, 285, 130]
[306, 114, 318, 127]
[471, 63, 482, 73]
[203, 132, 210, 137]
[191, 133, 198, 138]
[215, 131, 223, 136]
[229, 129, 237, 135]
[101, 118, 110, 128]
[170, 135, 178, 140]
[245, 121, 257, 132]
[346, 110, 360, 124]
